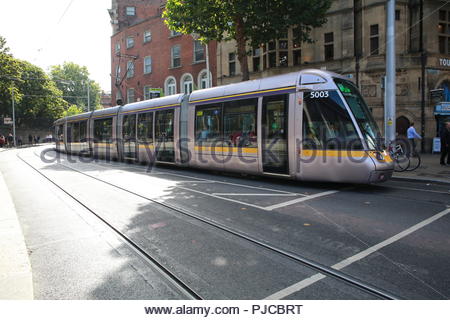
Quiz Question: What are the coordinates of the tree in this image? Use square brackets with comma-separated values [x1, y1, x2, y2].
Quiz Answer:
[164, 0, 332, 81]
[50, 62, 101, 112]
[62, 105, 83, 117]
[0, 35, 23, 119]
[15, 60, 67, 128]
[0, 36, 67, 128]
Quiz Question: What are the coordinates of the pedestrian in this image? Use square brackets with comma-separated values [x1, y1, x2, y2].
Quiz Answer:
[0, 135, 5, 148]
[407, 122, 421, 157]
[17, 136, 22, 146]
[28, 134, 33, 145]
[7, 132, 13, 147]
[439, 121, 450, 166]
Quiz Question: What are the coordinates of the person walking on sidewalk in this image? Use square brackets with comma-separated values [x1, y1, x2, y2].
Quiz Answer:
[407, 123, 422, 157]
[439, 121, 450, 166]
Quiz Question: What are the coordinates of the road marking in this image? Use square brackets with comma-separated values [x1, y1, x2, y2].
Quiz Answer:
[212, 193, 299, 197]
[264, 207, 450, 300]
[160, 171, 304, 195]
[176, 186, 268, 210]
[387, 185, 450, 195]
[263, 190, 339, 211]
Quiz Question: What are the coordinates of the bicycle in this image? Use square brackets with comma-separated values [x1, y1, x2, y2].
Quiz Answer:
[388, 142, 410, 172]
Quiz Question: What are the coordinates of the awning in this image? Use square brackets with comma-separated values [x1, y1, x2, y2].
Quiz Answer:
[434, 102, 450, 115]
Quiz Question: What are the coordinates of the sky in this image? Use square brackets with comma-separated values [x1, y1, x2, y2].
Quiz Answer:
[0, 0, 112, 91]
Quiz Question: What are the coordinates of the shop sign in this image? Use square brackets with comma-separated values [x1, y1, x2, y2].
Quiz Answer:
[439, 58, 450, 67]
[433, 137, 441, 153]
[435, 102, 450, 115]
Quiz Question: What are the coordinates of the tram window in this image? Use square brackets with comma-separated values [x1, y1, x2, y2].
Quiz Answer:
[67, 124, 73, 143]
[195, 103, 222, 145]
[302, 91, 363, 150]
[79, 121, 87, 142]
[72, 122, 80, 142]
[94, 118, 113, 143]
[137, 112, 153, 143]
[58, 125, 64, 142]
[223, 99, 257, 148]
[335, 78, 381, 150]
[122, 114, 136, 140]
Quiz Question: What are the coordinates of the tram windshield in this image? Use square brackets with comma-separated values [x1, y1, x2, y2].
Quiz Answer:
[334, 78, 382, 150]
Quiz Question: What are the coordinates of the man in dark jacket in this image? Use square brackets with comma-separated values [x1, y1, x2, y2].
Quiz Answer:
[440, 121, 450, 166]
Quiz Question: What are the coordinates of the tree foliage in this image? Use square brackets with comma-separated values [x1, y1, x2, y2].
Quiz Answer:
[50, 62, 101, 112]
[15, 60, 67, 128]
[63, 104, 84, 118]
[164, 0, 332, 80]
[0, 36, 67, 128]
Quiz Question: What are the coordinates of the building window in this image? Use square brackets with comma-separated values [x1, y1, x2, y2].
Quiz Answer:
[438, 11, 450, 54]
[198, 70, 210, 89]
[292, 27, 302, 66]
[171, 45, 181, 68]
[115, 42, 121, 54]
[268, 41, 277, 68]
[165, 77, 176, 96]
[127, 88, 135, 103]
[395, 10, 401, 21]
[144, 86, 152, 100]
[182, 74, 193, 94]
[144, 56, 152, 74]
[126, 6, 136, 16]
[229, 52, 236, 76]
[324, 32, 334, 61]
[115, 65, 121, 84]
[127, 61, 134, 78]
[252, 47, 261, 72]
[170, 30, 182, 37]
[193, 40, 205, 62]
[278, 37, 288, 67]
[370, 24, 379, 55]
[126, 36, 134, 49]
[143, 30, 152, 43]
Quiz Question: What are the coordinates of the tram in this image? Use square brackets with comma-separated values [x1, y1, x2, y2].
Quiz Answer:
[54, 69, 393, 183]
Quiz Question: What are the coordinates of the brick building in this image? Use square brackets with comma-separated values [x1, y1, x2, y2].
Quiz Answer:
[109, 0, 216, 106]
[216, 0, 450, 152]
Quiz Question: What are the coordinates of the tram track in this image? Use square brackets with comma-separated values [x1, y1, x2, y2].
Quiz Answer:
[21, 150, 401, 300]
[17, 152, 203, 300]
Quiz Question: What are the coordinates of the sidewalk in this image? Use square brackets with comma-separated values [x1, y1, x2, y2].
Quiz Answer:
[393, 153, 450, 184]
[0, 170, 33, 299]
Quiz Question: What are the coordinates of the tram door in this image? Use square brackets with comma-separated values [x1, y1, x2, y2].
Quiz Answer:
[155, 109, 175, 162]
[123, 114, 137, 161]
[262, 95, 289, 174]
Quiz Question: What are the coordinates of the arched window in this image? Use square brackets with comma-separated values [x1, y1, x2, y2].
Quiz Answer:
[181, 74, 193, 94]
[165, 77, 177, 96]
[198, 70, 211, 89]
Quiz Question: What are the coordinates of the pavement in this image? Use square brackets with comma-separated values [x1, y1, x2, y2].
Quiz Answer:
[393, 153, 450, 184]
[0, 170, 33, 299]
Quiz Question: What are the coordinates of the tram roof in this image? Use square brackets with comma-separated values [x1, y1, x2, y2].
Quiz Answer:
[188, 69, 348, 103]
[119, 94, 185, 114]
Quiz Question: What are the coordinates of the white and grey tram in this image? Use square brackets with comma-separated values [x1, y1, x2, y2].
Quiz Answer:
[54, 69, 394, 183]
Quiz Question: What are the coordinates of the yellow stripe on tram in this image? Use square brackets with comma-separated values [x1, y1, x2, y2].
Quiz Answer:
[191, 86, 296, 104]
[194, 146, 258, 154]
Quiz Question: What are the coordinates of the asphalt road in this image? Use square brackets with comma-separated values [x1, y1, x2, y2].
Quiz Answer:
[1, 146, 449, 299]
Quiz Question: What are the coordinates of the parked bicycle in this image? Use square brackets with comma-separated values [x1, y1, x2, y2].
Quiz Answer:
[388, 139, 421, 172]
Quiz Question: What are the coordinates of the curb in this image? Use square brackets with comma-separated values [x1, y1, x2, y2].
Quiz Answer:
[391, 175, 450, 186]
[0, 171, 34, 299]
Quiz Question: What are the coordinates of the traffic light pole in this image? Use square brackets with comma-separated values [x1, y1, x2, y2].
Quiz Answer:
[385, 0, 396, 146]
